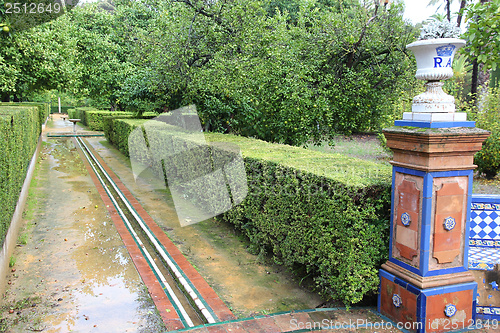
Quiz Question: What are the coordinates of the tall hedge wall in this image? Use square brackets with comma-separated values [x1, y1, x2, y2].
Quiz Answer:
[0, 102, 49, 129]
[0, 105, 43, 246]
[104, 118, 392, 305]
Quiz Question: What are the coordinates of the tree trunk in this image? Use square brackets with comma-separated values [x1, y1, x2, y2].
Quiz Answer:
[446, 0, 451, 22]
[470, 0, 490, 104]
[471, 59, 479, 102]
[457, 0, 466, 27]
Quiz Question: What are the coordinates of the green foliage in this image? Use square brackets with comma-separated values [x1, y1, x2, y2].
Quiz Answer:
[85, 110, 132, 131]
[0, 16, 78, 101]
[463, 0, 500, 71]
[2, 0, 418, 144]
[105, 118, 147, 156]
[474, 87, 500, 179]
[0, 105, 42, 246]
[0, 102, 49, 128]
[112, 0, 417, 145]
[9, 256, 16, 268]
[102, 115, 135, 145]
[67, 107, 98, 126]
[104, 118, 392, 305]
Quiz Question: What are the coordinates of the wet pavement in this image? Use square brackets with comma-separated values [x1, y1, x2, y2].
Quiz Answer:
[0, 115, 165, 332]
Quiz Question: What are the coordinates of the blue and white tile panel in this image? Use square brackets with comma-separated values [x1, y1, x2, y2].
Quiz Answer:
[468, 247, 500, 271]
[470, 203, 500, 248]
[477, 306, 500, 316]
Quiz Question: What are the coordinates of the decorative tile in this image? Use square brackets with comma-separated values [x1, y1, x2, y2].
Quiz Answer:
[468, 247, 500, 270]
[472, 203, 500, 211]
[393, 176, 421, 264]
[469, 247, 500, 262]
[444, 304, 457, 317]
[470, 205, 500, 246]
[401, 212, 411, 227]
[477, 306, 500, 315]
[469, 261, 496, 271]
[444, 216, 456, 231]
[392, 294, 402, 308]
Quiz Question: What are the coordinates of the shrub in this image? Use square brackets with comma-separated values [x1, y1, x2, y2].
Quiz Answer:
[0, 105, 42, 246]
[0, 102, 49, 128]
[104, 118, 392, 305]
[85, 111, 132, 131]
[208, 133, 392, 306]
[105, 118, 147, 157]
[103, 115, 135, 145]
[66, 107, 98, 126]
[474, 87, 500, 179]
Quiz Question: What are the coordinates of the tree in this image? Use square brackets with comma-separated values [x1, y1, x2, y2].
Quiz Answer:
[115, 0, 416, 145]
[427, 0, 471, 26]
[463, 0, 498, 102]
[62, 1, 156, 109]
[0, 19, 76, 101]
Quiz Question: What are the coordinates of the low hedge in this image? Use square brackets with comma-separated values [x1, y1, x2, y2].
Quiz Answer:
[104, 118, 392, 305]
[103, 115, 135, 145]
[67, 107, 98, 126]
[50, 106, 73, 114]
[86, 111, 133, 131]
[0, 105, 43, 246]
[105, 118, 147, 156]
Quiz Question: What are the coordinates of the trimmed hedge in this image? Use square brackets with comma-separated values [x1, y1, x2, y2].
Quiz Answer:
[104, 118, 392, 305]
[105, 118, 147, 156]
[67, 107, 98, 126]
[103, 115, 135, 145]
[68, 108, 158, 131]
[0, 105, 43, 246]
[50, 106, 73, 114]
[0, 102, 49, 128]
[86, 111, 133, 131]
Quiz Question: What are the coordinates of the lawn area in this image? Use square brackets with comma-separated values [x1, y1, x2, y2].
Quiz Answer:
[309, 133, 499, 195]
[307, 134, 391, 164]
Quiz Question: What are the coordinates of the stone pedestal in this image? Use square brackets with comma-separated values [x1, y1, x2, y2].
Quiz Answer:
[378, 127, 489, 333]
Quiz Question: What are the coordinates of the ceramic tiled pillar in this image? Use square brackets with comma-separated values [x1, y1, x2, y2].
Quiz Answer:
[378, 127, 489, 332]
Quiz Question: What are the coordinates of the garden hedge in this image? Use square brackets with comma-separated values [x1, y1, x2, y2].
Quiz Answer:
[104, 118, 392, 305]
[50, 106, 73, 114]
[0, 105, 43, 247]
[0, 102, 49, 129]
[103, 115, 135, 145]
[67, 107, 98, 126]
[85, 111, 133, 131]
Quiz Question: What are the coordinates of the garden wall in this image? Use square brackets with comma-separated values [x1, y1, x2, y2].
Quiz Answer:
[104, 118, 393, 305]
